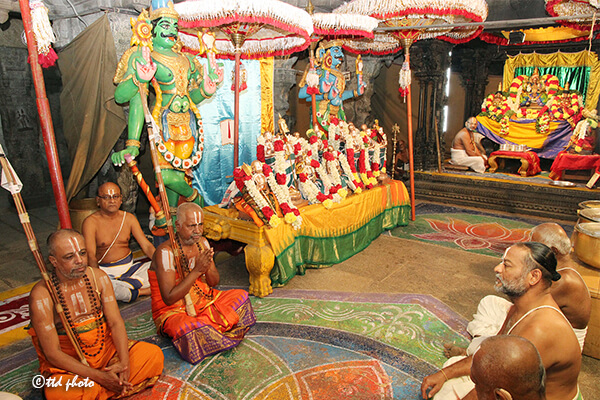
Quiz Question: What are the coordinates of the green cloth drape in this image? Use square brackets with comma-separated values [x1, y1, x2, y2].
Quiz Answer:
[270, 204, 411, 286]
[514, 65, 590, 103]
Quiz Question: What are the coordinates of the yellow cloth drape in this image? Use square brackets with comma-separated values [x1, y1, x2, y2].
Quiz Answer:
[260, 58, 274, 134]
[501, 27, 589, 43]
[502, 50, 600, 110]
[264, 181, 409, 257]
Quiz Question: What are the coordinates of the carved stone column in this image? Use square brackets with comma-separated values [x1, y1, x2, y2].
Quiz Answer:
[274, 57, 299, 132]
[411, 40, 453, 171]
[454, 47, 502, 121]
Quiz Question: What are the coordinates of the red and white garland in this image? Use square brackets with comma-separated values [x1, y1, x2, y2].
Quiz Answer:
[270, 139, 302, 229]
[233, 167, 281, 228]
[263, 163, 302, 229]
[323, 150, 348, 201]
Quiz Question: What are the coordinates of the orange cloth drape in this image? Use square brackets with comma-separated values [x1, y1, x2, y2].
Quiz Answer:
[29, 317, 163, 400]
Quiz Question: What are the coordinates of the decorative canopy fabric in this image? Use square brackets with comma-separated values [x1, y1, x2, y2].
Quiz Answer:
[333, 0, 488, 44]
[545, 0, 600, 31]
[502, 50, 600, 110]
[311, 12, 379, 39]
[175, 0, 313, 59]
[58, 15, 126, 200]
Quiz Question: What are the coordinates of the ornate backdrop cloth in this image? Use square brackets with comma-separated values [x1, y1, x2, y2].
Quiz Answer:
[148, 271, 256, 364]
[192, 58, 273, 206]
[476, 116, 572, 159]
[57, 15, 127, 200]
[502, 50, 600, 109]
[268, 180, 410, 286]
[549, 151, 600, 180]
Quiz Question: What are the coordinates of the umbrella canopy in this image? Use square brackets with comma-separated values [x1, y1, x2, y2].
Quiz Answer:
[311, 12, 379, 39]
[545, 0, 600, 31]
[175, 0, 313, 58]
[334, 0, 488, 45]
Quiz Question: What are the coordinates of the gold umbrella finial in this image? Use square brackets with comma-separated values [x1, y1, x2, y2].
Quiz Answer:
[306, 0, 314, 15]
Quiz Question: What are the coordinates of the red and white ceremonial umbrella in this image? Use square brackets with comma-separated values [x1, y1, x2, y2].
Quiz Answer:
[545, 0, 600, 31]
[175, 0, 313, 168]
[334, 0, 488, 221]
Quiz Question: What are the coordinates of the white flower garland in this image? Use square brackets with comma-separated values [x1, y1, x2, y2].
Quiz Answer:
[241, 174, 281, 228]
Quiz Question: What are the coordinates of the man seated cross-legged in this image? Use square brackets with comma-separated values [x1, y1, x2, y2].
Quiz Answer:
[445, 222, 592, 359]
[422, 242, 581, 400]
[83, 182, 156, 303]
[28, 229, 163, 400]
[149, 202, 257, 364]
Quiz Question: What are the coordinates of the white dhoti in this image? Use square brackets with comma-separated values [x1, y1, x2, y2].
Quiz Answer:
[433, 356, 475, 400]
[99, 253, 150, 303]
[468, 295, 587, 352]
[450, 148, 486, 173]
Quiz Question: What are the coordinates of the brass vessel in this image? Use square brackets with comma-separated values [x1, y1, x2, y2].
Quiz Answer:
[573, 222, 600, 270]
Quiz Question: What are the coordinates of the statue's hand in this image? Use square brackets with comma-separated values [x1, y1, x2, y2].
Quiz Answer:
[357, 81, 366, 95]
[135, 46, 157, 83]
[111, 146, 140, 167]
[330, 95, 342, 106]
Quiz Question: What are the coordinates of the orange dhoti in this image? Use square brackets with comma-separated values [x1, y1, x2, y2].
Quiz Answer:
[29, 317, 164, 400]
[149, 271, 256, 364]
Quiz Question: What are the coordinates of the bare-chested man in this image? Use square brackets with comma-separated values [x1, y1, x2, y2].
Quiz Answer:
[531, 223, 591, 347]
[82, 182, 155, 303]
[450, 117, 487, 173]
[454, 223, 591, 356]
[28, 229, 163, 399]
[471, 336, 546, 400]
[422, 243, 581, 400]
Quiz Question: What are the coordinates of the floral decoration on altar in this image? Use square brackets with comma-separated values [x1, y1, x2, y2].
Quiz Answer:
[480, 69, 584, 135]
[225, 117, 391, 229]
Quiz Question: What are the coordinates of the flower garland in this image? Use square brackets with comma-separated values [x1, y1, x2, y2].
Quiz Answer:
[151, 81, 204, 170]
[297, 171, 333, 209]
[548, 91, 582, 122]
[233, 166, 281, 228]
[358, 148, 375, 189]
[323, 150, 348, 200]
[480, 92, 514, 122]
[155, 120, 204, 169]
[263, 163, 302, 229]
[341, 148, 363, 192]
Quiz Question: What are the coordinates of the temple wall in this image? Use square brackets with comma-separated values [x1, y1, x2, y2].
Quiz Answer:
[0, 19, 69, 208]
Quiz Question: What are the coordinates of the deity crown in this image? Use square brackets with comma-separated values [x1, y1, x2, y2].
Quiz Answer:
[150, 0, 178, 21]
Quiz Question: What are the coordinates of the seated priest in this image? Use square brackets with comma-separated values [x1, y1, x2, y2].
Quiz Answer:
[82, 182, 155, 303]
[28, 229, 163, 400]
[149, 202, 257, 364]
[450, 117, 487, 173]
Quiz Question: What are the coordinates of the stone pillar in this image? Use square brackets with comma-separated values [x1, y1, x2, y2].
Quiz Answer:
[274, 57, 299, 132]
[454, 47, 503, 121]
[411, 39, 453, 171]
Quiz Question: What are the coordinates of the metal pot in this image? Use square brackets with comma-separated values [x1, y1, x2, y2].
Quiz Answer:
[573, 222, 600, 269]
[577, 208, 600, 225]
[579, 200, 600, 209]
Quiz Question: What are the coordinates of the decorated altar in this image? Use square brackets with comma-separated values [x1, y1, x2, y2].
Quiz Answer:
[204, 180, 410, 297]
[477, 51, 600, 159]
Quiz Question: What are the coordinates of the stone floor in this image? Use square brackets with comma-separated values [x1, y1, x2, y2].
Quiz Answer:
[0, 201, 598, 399]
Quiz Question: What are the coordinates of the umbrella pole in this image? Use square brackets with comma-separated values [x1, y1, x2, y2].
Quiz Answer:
[403, 48, 416, 221]
[234, 52, 241, 168]
[18, 0, 71, 229]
